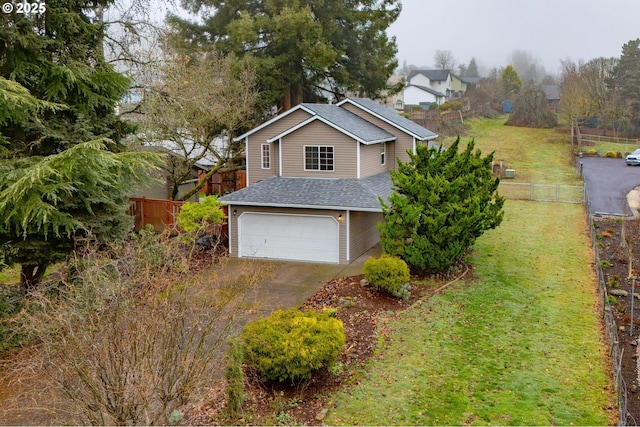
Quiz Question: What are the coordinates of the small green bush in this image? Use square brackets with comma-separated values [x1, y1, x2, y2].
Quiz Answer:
[437, 101, 464, 112]
[363, 255, 411, 299]
[600, 260, 612, 268]
[241, 309, 345, 383]
[176, 195, 226, 243]
[605, 151, 617, 158]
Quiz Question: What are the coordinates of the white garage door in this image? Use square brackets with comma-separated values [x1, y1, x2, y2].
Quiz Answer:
[238, 213, 339, 263]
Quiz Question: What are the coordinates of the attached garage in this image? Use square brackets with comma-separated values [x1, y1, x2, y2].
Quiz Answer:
[238, 212, 340, 263]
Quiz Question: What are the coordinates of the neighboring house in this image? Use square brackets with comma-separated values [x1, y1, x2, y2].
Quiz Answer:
[131, 137, 246, 202]
[542, 84, 561, 111]
[219, 97, 438, 264]
[382, 74, 406, 111]
[403, 84, 446, 107]
[402, 69, 471, 108]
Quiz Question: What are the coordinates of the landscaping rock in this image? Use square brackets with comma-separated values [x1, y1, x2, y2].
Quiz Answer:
[360, 279, 369, 287]
[338, 297, 355, 309]
[610, 289, 629, 297]
[315, 408, 329, 421]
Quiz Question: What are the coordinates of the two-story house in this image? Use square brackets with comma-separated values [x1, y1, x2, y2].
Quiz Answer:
[403, 69, 474, 108]
[219, 97, 438, 264]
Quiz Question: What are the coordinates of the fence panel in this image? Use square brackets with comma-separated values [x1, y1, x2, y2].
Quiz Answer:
[128, 197, 185, 232]
[581, 134, 640, 156]
[498, 182, 584, 203]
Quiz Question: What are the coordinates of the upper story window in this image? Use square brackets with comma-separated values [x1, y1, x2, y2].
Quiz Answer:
[381, 143, 386, 165]
[261, 143, 270, 169]
[304, 146, 334, 171]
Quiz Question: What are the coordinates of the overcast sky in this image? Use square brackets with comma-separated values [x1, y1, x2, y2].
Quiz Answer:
[387, 0, 640, 76]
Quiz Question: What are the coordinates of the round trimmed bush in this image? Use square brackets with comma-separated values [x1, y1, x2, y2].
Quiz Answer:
[241, 309, 345, 383]
[363, 255, 411, 299]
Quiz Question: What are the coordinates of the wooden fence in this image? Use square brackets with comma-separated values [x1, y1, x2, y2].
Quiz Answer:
[128, 197, 185, 232]
[404, 104, 495, 130]
[128, 197, 230, 239]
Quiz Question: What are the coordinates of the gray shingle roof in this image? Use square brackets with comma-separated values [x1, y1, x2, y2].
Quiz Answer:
[408, 69, 451, 82]
[346, 97, 438, 140]
[542, 85, 560, 101]
[219, 172, 393, 211]
[298, 104, 395, 144]
[407, 84, 446, 97]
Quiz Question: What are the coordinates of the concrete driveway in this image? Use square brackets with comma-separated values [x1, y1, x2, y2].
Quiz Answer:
[214, 244, 382, 317]
[579, 157, 640, 216]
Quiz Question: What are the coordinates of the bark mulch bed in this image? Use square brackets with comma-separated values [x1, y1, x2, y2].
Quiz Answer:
[593, 216, 640, 425]
[184, 267, 468, 426]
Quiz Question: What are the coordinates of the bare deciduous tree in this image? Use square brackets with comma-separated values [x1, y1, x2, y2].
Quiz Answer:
[138, 51, 260, 200]
[559, 60, 595, 153]
[433, 50, 456, 70]
[4, 233, 267, 425]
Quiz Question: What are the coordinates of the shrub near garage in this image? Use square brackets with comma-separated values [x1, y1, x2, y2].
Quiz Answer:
[363, 255, 411, 299]
[241, 309, 345, 383]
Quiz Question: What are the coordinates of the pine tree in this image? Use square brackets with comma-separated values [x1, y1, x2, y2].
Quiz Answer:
[167, 0, 401, 111]
[467, 58, 479, 78]
[502, 65, 522, 98]
[0, 1, 158, 293]
[378, 138, 504, 273]
[613, 38, 640, 124]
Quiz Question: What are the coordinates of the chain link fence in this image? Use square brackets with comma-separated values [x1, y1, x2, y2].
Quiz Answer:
[584, 191, 630, 426]
[499, 182, 584, 203]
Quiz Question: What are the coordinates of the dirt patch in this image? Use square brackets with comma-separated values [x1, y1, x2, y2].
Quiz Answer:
[183, 268, 468, 426]
[593, 216, 640, 423]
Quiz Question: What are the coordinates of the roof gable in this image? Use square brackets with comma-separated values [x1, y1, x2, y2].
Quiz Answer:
[406, 84, 446, 97]
[408, 69, 451, 82]
[235, 102, 395, 145]
[337, 97, 438, 140]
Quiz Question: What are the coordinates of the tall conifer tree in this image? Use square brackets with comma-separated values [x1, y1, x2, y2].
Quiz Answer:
[0, 1, 157, 292]
[167, 0, 401, 112]
[378, 138, 504, 273]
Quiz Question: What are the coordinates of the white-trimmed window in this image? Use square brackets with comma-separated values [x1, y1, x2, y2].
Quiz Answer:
[380, 143, 386, 165]
[261, 143, 271, 169]
[304, 146, 334, 171]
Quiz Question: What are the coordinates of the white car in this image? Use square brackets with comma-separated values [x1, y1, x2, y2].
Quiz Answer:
[626, 149, 640, 166]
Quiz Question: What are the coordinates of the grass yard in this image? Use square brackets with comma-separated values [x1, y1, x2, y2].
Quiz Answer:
[0, 266, 19, 286]
[326, 118, 614, 425]
[442, 116, 581, 185]
[327, 201, 614, 425]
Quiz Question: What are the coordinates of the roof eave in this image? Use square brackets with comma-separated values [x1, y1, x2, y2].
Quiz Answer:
[221, 200, 383, 212]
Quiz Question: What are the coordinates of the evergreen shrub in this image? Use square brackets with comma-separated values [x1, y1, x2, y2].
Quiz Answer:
[241, 309, 345, 383]
[363, 255, 411, 299]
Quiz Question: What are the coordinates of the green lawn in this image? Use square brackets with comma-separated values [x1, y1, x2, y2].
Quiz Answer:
[326, 118, 614, 425]
[442, 116, 581, 185]
[327, 201, 614, 425]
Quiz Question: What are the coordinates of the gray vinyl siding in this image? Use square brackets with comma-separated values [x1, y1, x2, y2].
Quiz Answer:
[349, 211, 383, 261]
[280, 120, 357, 179]
[247, 109, 311, 184]
[340, 103, 415, 168]
[227, 205, 348, 264]
[360, 143, 388, 178]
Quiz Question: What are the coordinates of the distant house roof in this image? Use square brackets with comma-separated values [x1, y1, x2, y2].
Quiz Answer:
[405, 84, 446, 98]
[542, 85, 561, 101]
[458, 76, 481, 85]
[267, 103, 396, 145]
[140, 136, 230, 170]
[337, 97, 438, 141]
[407, 69, 452, 82]
[219, 171, 393, 211]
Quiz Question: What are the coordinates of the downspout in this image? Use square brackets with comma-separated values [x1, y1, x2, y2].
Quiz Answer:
[357, 142, 361, 179]
[244, 137, 249, 184]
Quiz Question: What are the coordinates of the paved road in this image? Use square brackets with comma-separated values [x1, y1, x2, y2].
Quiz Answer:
[579, 157, 640, 216]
